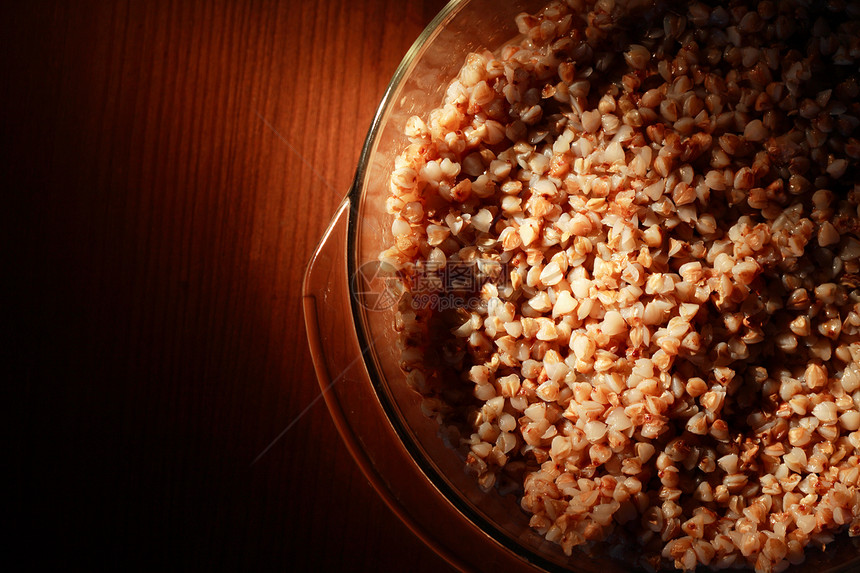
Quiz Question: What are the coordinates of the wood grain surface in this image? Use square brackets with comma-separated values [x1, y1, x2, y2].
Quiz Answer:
[6, 0, 455, 569]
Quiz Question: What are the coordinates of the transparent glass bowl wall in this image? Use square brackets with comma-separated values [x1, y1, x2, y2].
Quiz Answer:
[303, 0, 860, 571]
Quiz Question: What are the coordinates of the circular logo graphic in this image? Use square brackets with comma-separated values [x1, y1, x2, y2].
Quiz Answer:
[351, 261, 402, 312]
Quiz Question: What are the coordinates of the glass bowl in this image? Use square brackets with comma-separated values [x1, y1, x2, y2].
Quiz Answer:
[303, 0, 860, 570]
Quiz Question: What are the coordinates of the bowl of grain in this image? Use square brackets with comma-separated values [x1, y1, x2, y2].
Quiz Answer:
[304, 0, 860, 571]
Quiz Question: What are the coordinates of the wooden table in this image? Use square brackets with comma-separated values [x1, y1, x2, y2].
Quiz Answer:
[6, 0, 455, 569]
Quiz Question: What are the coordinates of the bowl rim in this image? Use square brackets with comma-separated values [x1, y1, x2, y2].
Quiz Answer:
[341, 0, 569, 570]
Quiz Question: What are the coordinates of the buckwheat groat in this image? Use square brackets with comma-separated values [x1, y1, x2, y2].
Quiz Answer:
[381, 1, 860, 571]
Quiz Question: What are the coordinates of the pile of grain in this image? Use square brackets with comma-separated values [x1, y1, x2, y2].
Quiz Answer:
[381, 1, 860, 571]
